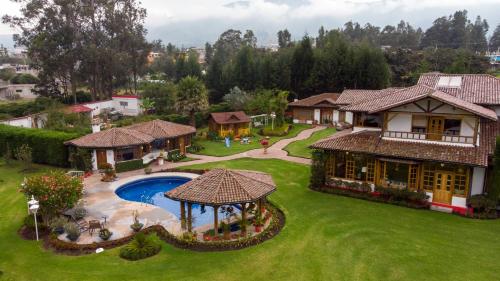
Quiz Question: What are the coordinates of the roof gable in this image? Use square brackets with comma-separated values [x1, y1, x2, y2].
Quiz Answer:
[210, 111, 251, 124]
[289, 93, 341, 107]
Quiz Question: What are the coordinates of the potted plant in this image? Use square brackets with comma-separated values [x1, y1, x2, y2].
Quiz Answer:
[203, 229, 215, 241]
[144, 167, 152, 174]
[101, 163, 116, 182]
[221, 221, 231, 240]
[73, 206, 87, 220]
[158, 151, 165, 166]
[130, 210, 144, 232]
[64, 222, 80, 242]
[99, 228, 113, 241]
[253, 213, 264, 233]
[50, 216, 67, 235]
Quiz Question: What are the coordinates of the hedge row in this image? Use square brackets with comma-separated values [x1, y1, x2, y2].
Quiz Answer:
[0, 124, 80, 167]
[115, 159, 145, 173]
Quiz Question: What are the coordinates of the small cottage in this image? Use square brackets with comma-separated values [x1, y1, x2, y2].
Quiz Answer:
[208, 111, 251, 138]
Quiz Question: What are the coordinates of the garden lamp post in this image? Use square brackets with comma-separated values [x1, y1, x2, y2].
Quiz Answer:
[270, 112, 276, 131]
[28, 195, 39, 241]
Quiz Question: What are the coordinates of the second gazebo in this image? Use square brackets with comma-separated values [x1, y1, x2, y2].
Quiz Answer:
[165, 169, 276, 233]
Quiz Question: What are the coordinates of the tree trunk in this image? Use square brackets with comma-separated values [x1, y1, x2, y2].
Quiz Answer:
[190, 111, 196, 127]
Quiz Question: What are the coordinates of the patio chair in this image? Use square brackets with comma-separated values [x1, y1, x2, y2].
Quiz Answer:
[88, 220, 102, 236]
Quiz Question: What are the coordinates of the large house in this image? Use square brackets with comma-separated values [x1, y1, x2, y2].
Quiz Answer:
[311, 73, 500, 213]
[65, 119, 196, 170]
[288, 93, 342, 125]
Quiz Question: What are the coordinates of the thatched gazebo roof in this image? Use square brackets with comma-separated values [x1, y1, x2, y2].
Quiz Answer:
[165, 169, 276, 205]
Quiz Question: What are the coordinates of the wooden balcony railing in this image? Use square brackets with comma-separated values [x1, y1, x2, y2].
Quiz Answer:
[382, 131, 475, 144]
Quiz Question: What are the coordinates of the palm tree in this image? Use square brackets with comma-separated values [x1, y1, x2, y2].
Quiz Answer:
[176, 76, 209, 126]
[140, 97, 156, 115]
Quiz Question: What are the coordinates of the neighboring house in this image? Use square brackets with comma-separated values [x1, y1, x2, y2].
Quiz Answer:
[147, 52, 161, 64]
[65, 119, 196, 170]
[311, 73, 500, 214]
[288, 93, 341, 125]
[80, 95, 143, 118]
[0, 84, 36, 100]
[208, 111, 251, 138]
[0, 114, 46, 128]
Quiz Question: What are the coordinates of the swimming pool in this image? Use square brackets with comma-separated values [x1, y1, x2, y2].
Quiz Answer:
[115, 176, 227, 228]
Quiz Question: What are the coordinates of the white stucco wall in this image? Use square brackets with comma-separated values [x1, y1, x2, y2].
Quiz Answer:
[112, 96, 142, 116]
[451, 197, 467, 208]
[106, 149, 115, 167]
[345, 112, 353, 124]
[0, 116, 32, 128]
[313, 109, 321, 123]
[333, 110, 339, 123]
[91, 150, 98, 170]
[470, 167, 486, 195]
[387, 113, 412, 132]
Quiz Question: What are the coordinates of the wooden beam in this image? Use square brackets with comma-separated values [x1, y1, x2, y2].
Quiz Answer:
[426, 99, 431, 112]
[180, 201, 186, 230]
[413, 102, 427, 113]
[429, 102, 445, 113]
[187, 202, 192, 233]
[213, 205, 219, 236]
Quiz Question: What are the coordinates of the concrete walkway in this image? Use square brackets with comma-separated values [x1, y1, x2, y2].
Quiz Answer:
[167, 125, 328, 168]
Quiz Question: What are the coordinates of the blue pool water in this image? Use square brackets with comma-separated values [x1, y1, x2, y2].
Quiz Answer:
[115, 177, 225, 228]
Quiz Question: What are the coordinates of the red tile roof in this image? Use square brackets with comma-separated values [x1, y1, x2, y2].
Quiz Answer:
[289, 93, 341, 107]
[125, 119, 195, 139]
[335, 88, 401, 105]
[210, 111, 251, 124]
[340, 85, 497, 121]
[418, 73, 500, 105]
[65, 127, 154, 148]
[311, 130, 489, 167]
[165, 169, 276, 205]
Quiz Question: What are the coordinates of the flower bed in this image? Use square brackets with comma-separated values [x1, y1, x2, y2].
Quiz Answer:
[44, 203, 285, 255]
[314, 179, 430, 210]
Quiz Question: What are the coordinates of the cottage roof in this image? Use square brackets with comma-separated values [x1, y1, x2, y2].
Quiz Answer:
[64, 127, 154, 148]
[165, 169, 276, 205]
[340, 85, 497, 121]
[210, 111, 251, 124]
[288, 93, 341, 107]
[417, 73, 500, 105]
[125, 119, 196, 139]
[311, 130, 489, 167]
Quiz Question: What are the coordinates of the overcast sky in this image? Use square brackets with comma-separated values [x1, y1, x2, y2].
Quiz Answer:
[1, 0, 500, 48]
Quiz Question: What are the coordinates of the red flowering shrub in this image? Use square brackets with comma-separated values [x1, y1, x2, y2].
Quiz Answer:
[20, 171, 84, 220]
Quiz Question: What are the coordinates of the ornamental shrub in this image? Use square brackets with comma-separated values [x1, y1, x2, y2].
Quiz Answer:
[119, 233, 161, 261]
[20, 171, 84, 220]
[0, 124, 80, 167]
[488, 137, 500, 203]
[467, 195, 497, 218]
[115, 159, 144, 173]
[64, 222, 81, 241]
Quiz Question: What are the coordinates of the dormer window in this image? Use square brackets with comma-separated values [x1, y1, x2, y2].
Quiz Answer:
[437, 76, 462, 88]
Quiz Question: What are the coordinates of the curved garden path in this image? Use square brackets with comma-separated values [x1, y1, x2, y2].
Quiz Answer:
[170, 125, 328, 167]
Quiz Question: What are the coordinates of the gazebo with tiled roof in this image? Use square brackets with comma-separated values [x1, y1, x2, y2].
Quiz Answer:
[165, 169, 276, 233]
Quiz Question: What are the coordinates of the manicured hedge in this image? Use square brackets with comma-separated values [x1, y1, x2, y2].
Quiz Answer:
[0, 124, 80, 167]
[115, 159, 145, 173]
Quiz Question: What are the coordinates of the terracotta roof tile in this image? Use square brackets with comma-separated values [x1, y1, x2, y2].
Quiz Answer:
[335, 88, 401, 105]
[311, 130, 489, 167]
[210, 111, 251, 124]
[289, 93, 341, 107]
[165, 169, 276, 205]
[418, 73, 500, 105]
[64, 127, 154, 148]
[125, 119, 195, 139]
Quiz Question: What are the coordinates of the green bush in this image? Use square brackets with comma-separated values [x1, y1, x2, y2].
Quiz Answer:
[167, 149, 185, 162]
[467, 195, 497, 218]
[10, 73, 39, 84]
[115, 159, 144, 173]
[260, 124, 290, 136]
[119, 233, 161, 261]
[0, 124, 80, 167]
[64, 222, 80, 241]
[374, 186, 429, 203]
[186, 144, 203, 153]
[309, 150, 326, 189]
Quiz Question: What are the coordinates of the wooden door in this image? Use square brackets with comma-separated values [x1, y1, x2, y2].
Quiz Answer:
[428, 117, 444, 140]
[96, 149, 107, 168]
[179, 137, 186, 155]
[339, 111, 346, 123]
[433, 172, 453, 204]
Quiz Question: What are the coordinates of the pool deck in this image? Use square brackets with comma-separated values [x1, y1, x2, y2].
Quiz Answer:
[64, 172, 199, 244]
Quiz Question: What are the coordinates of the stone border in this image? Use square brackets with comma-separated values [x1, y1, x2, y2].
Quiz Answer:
[44, 203, 285, 255]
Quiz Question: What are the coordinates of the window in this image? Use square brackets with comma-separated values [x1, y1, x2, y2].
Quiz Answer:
[411, 115, 427, 133]
[116, 147, 137, 161]
[16, 89, 22, 93]
[366, 160, 375, 182]
[444, 119, 461, 136]
[453, 167, 468, 196]
[345, 157, 355, 180]
[119, 101, 128, 107]
[325, 153, 335, 178]
[334, 152, 346, 178]
[355, 113, 382, 128]
[385, 162, 409, 189]
[422, 164, 435, 191]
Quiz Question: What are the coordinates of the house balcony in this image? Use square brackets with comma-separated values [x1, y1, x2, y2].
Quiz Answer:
[382, 131, 475, 145]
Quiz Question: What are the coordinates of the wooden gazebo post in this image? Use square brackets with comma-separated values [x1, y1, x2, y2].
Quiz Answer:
[180, 201, 186, 230]
[241, 203, 247, 234]
[187, 202, 193, 232]
[213, 205, 219, 235]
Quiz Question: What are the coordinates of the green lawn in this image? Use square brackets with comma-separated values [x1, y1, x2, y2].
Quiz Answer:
[193, 124, 311, 156]
[1, 158, 500, 280]
[284, 127, 336, 158]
